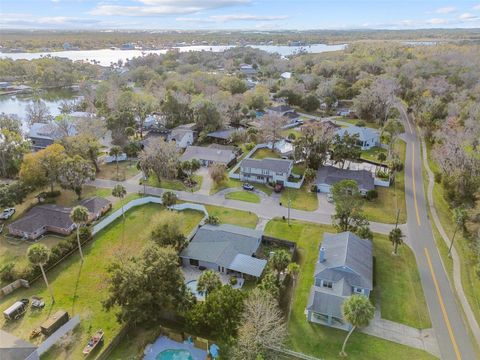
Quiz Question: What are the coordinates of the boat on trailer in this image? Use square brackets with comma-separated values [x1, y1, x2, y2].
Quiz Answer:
[83, 329, 104, 356]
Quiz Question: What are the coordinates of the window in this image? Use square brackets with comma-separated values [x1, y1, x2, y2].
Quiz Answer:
[257, 176, 263, 180]
[189, 259, 199, 266]
[322, 281, 333, 289]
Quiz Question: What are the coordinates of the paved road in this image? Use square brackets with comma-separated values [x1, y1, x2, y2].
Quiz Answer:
[399, 105, 476, 360]
[91, 178, 401, 235]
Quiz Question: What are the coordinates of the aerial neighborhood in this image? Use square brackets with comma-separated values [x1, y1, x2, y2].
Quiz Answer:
[0, 10, 479, 360]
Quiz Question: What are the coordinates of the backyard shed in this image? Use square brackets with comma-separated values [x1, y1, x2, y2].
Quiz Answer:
[40, 310, 69, 336]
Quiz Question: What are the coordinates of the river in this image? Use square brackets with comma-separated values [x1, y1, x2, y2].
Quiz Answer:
[0, 44, 347, 67]
[0, 88, 79, 124]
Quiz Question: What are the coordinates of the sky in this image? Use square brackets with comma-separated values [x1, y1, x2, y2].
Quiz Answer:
[1, 0, 480, 30]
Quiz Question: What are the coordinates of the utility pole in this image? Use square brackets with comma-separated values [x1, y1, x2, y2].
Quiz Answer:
[395, 208, 400, 230]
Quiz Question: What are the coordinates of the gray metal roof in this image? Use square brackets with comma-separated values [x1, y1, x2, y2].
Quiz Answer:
[316, 166, 374, 191]
[228, 254, 267, 277]
[267, 105, 293, 113]
[315, 232, 373, 290]
[180, 224, 263, 276]
[336, 126, 379, 142]
[0, 330, 37, 360]
[241, 157, 292, 174]
[181, 146, 236, 164]
[28, 122, 76, 140]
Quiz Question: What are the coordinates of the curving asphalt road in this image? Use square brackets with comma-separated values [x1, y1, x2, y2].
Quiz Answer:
[399, 105, 476, 360]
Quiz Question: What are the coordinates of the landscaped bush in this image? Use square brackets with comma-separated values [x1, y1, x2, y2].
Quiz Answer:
[230, 276, 238, 286]
[205, 216, 220, 225]
[245, 142, 255, 151]
[79, 226, 92, 241]
[376, 170, 390, 180]
[0, 262, 17, 283]
[310, 184, 318, 192]
[366, 189, 378, 200]
[434, 171, 442, 184]
[356, 120, 366, 127]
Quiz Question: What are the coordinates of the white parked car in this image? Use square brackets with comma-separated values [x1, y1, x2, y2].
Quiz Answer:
[326, 194, 334, 203]
[0, 208, 15, 220]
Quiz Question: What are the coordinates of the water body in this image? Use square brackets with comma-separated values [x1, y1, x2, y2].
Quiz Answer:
[0, 44, 347, 67]
[0, 88, 78, 122]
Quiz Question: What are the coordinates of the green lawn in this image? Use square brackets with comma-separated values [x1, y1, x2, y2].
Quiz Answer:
[204, 205, 258, 229]
[210, 177, 273, 196]
[336, 117, 381, 129]
[0, 204, 204, 360]
[225, 191, 261, 203]
[361, 146, 387, 164]
[280, 186, 318, 211]
[251, 148, 281, 160]
[363, 140, 407, 224]
[281, 128, 302, 140]
[374, 234, 431, 328]
[97, 160, 140, 181]
[264, 219, 435, 359]
[146, 175, 202, 192]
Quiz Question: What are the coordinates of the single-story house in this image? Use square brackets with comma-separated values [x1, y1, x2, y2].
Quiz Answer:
[8, 198, 112, 240]
[240, 157, 293, 186]
[266, 105, 295, 116]
[315, 166, 374, 195]
[180, 146, 236, 167]
[180, 224, 267, 278]
[267, 139, 294, 157]
[335, 126, 379, 150]
[168, 123, 196, 149]
[28, 123, 76, 151]
[306, 232, 373, 330]
[0, 330, 39, 360]
[79, 197, 112, 221]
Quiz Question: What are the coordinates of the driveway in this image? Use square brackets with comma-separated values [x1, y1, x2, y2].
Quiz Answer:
[195, 167, 212, 195]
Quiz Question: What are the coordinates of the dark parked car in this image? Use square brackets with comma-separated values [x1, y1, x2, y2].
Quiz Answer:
[242, 183, 255, 191]
[274, 184, 284, 193]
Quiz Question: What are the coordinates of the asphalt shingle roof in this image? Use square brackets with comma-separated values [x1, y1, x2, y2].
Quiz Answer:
[336, 125, 379, 142]
[180, 146, 236, 164]
[241, 157, 292, 174]
[316, 166, 374, 191]
[79, 197, 111, 214]
[180, 224, 266, 277]
[0, 330, 37, 360]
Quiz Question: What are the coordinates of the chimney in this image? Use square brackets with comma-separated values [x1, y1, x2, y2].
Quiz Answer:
[319, 247, 326, 263]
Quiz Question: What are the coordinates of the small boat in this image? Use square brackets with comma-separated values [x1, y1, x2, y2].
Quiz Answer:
[82, 329, 104, 356]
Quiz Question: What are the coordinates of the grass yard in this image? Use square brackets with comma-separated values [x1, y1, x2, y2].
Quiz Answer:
[280, 186, 318, 211]
[361, 146, 387, 164]
[146, 175, 202, 192]
[0, 204, 204, 360]
[363, 140, 407, 224]
[281, 128, 302, 139]
[336, 117, 381, 129]
[374, 234, 431, 328]
[204, 205, 258, 229]
[264, 218, 435, 360]
[251, 148, 281, 160]
[97, 160, 140, 181]
[210, 177, 273, 196]
[225, 191, 261, 203]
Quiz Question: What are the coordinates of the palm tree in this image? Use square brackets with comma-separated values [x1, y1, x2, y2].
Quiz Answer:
[389, 227, 404, 255]
[270, 250, 291, 282]
[109, 145, 122, 181]
[27, 244, 55, 303]
[448, 206, 468, 257]
[70, 205, 90, 262]
[340, 295, 375, 357]
[112, 184, 127, 244]
[197, 270, 222, 297]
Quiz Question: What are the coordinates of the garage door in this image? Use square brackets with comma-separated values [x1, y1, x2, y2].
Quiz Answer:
[317, 184, 331, 193]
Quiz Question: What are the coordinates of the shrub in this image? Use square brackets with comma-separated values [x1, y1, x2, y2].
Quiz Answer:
[206, 216, 220, 225]
[310, 184, 318, 192]
[287, 133, 296, 141]
[79, 226, 92, 242]
[376, 170, 390, 180]
[245, 142, 255, 151]
[356, 120, 366, 127]
[230, 276, 238, 286]
[365, 189, 378, 200]
[434, 172, 442, 184]
[377, 153, 387, 162]
[0, 262, 16, 283]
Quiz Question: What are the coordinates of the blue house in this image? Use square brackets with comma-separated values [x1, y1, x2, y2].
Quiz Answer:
[306, 232, 373, 330]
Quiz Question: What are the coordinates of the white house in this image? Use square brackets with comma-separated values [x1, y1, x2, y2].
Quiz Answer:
[335, 126, 379, 150]
[168, 123, 196, 149]
[240, 158, 293, 186]
[315, 166, 375, 195]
